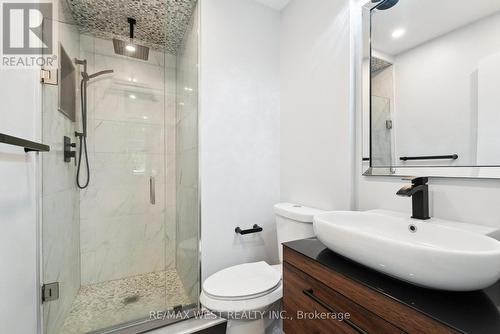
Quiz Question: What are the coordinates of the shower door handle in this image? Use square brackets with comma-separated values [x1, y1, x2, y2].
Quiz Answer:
[150, 176, 156, 205]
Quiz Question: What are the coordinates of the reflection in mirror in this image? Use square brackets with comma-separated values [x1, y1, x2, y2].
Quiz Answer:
[367, 0, 500, 169]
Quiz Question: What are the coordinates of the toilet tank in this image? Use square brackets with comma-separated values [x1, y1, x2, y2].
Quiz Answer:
[274, 203, 325, 262]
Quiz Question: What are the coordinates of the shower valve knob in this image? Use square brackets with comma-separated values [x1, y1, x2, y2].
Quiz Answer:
[64, 136, 77, 165]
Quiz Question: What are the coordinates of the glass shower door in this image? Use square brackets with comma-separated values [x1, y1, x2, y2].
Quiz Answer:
[41, 25, 200, 334]
[174, 2, 201, 310]
[67, 33, 174, 332]
[371, 95, 393, 167]
[41, 2, 200, 333]
[41, 17, 82, 334]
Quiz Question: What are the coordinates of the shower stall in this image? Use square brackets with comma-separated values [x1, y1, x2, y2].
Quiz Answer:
[41, 1, 200, 333]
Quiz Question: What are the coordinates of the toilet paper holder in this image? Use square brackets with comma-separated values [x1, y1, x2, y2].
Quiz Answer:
[235, 224, 263, 235]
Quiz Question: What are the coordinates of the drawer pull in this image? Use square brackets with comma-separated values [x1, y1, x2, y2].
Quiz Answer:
[302, 289, 368, 334]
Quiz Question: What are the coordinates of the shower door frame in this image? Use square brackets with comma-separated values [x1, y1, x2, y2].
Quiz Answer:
[86, 305, 200, 334]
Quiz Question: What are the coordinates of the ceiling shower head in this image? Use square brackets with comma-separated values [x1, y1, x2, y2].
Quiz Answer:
[113, 39, 150, 61]
[113, 17, 149, 61]
[372, 0, 399, 10]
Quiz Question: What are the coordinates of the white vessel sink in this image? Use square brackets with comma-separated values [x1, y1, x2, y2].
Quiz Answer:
[313, 210, 500, 291]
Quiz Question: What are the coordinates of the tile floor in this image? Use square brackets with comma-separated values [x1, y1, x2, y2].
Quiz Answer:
[60, 269, 191, 333]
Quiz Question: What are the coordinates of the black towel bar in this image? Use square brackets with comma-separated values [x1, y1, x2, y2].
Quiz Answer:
[400, 154, 458, 161]
[0, 133, 50, 152]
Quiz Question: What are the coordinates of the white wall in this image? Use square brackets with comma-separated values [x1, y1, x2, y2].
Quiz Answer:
[200, 0, 355, 280]
[280, 0, 353, 211]
[0, 70, 41, 334]
[476, 51, 500, 165]
[357, 176, 500, 228]
[200, 0, 281, 280]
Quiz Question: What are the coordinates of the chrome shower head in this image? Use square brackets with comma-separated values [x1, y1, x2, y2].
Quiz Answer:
[372, 0, 399, 10]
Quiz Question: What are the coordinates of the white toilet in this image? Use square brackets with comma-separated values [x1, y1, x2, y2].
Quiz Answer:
[200, 203, 325, 334]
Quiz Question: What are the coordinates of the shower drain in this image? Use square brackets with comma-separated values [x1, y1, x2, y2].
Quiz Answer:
[123, 295, 140, 304]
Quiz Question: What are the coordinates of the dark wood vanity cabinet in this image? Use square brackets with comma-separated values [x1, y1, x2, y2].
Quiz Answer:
[282, 246, 459, 334]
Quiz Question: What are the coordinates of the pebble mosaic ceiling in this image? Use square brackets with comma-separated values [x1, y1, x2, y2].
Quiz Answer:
[65, 0, 197, 54]
[371, 56, 393, 73]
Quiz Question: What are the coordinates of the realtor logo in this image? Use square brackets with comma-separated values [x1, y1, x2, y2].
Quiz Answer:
[1, 1, 56, 68]
[2, 2, 52, 54]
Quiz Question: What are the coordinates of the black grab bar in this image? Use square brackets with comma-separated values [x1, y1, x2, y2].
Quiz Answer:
[0, 133, 50, 152]
[235, 224, 263, 235]
[400, 154, 458, 161]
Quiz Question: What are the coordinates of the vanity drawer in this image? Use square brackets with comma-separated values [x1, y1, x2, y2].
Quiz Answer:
[283, 262, 404, 334]
[284, 246, 459, 334]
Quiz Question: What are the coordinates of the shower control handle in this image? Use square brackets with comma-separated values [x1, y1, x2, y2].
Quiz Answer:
[150, 176, 156, 205]
[64, 136, 77, 165]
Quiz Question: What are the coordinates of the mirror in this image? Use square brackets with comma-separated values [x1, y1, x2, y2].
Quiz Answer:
[363, 0, 500, 178]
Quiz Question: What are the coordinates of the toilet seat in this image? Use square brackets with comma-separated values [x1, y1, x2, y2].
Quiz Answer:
[200, 262, 283, 313]
[203, 261, 281, 300]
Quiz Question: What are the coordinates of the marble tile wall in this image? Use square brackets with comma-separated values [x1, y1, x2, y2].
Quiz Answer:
[42, 21, 81, 334]
[79, 35, 177, 284]
[371, 66, 394, 167]
[175, 2, 200, 305]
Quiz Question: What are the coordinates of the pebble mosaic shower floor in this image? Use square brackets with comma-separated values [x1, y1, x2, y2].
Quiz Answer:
[60, 269, 190, 333]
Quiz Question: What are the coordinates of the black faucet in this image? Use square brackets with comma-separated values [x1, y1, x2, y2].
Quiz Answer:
[396, 177, 430, 220]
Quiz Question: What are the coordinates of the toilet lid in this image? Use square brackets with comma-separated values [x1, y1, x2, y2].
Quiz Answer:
[203, 262, 281, 300]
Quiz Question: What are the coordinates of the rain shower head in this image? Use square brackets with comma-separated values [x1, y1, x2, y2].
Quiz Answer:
[113, 39, 149, 60]
[113, 17, 149, 61]
[372, 0, 399, 10]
